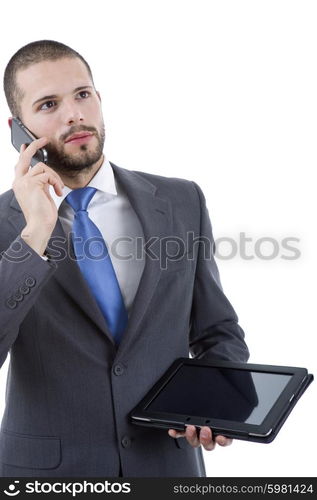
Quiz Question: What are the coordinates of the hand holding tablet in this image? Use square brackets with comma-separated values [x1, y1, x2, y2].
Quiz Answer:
[168, 425, 233, 451]
[130, 358, 313, 444]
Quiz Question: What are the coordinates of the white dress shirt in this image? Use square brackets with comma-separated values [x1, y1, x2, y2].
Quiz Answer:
[48, 158, 145, 316]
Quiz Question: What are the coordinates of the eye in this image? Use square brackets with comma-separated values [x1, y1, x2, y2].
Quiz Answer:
[76, 90, 90, 99]
[39, 100, 56, 111]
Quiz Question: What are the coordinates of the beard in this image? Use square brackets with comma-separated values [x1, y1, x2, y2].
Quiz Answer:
[45, 124, 105, 178]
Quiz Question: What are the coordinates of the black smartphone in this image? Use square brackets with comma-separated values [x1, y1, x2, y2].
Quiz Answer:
[11, 117, 48, 167]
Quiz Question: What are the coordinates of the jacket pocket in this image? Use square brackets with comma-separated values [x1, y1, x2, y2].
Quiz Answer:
[0, 429, 61, 469]
[161, 251, 194, 274]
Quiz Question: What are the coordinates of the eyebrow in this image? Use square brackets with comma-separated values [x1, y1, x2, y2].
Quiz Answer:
[32, 86, 94, 107]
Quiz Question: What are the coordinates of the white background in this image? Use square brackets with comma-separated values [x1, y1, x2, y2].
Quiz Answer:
[0, 0, 316, 477]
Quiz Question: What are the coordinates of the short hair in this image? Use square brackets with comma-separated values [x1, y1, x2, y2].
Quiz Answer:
[3, 39, 94, 118]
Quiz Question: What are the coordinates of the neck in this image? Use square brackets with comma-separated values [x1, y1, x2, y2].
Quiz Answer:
[60, 154, 105, 189]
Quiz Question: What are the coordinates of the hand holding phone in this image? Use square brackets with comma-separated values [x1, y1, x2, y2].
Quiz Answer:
[11, 122, 64, 256]
[11, 117, 48, 167]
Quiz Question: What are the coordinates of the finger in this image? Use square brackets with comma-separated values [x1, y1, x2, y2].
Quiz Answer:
[28, 163, 64, 192]
[32, 172, 64, 196]
[168, 429, 186, 439]
[21, 136, 49, 163]
[15, 137, 49, 177]
[199, 426, 216, 451]
[185, 425, 200, 448]
[215, 435, 233, 447]
[28, 162, 49, 176]
[29, 162, 58, 178]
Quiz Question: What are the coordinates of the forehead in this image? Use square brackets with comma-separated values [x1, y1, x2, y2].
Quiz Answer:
[16, 57, 92, 103]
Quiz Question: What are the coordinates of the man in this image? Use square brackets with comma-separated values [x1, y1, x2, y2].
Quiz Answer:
[0, 40, 249, 477]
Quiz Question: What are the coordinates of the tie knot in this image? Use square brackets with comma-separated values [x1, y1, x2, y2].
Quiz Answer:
[66, 187, 97, 213]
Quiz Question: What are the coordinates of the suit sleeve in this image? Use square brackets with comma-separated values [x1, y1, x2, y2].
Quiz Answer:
[0, 235, 57, 368]
[189, 181, 250, 363]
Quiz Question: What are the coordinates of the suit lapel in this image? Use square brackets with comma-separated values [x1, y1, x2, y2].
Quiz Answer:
[8, 197, 114, 343]
[8, 163, 172, 351]
[47, 219, 115, 341]
[111, 163, 172, 354]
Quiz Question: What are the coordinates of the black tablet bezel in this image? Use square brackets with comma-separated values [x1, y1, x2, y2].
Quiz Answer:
[130, 358, 310, 440]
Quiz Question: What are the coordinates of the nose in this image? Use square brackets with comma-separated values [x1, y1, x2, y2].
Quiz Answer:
[62, 100, 84, 126]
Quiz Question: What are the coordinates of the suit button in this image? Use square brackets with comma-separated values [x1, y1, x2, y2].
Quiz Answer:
[13, 291, 24, 302]
[113, 364, 124, 376]
[121, 436, 131, 448]
[5, 297, 17, 309]
[19, 284, 30, 295]
[25, 276, 36, 287]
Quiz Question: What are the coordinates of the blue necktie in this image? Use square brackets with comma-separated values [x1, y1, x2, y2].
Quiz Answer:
[65, 187, 128, 344]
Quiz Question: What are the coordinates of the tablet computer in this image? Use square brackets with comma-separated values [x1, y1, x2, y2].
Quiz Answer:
[129, 358, 313, 443]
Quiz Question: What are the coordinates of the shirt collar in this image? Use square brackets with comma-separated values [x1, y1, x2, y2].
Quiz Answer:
[49, 157, 117, 210]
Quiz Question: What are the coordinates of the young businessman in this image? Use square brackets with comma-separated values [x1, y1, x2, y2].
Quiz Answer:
[0, 40, 249, 477]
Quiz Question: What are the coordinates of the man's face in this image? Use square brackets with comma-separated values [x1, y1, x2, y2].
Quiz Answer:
[16, 57, 105, 176]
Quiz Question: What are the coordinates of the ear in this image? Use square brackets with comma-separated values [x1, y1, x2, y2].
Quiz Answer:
[8, 117, 13, 128]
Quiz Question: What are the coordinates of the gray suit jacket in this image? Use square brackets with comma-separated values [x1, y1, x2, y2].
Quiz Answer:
[0, 163, 249, 477]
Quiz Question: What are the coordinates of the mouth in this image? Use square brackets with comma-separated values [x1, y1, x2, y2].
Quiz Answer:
[65, 132, 94, 144]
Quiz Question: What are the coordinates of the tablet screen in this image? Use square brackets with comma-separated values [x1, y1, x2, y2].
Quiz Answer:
[145, 365, 292, 425]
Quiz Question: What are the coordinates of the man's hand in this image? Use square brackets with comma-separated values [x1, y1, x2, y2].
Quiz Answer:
[168, 425, 232, 451]
[12, 138, 64, 256]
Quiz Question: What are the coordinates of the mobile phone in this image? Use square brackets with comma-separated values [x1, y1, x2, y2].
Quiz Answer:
[11, 117, 48, 167]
